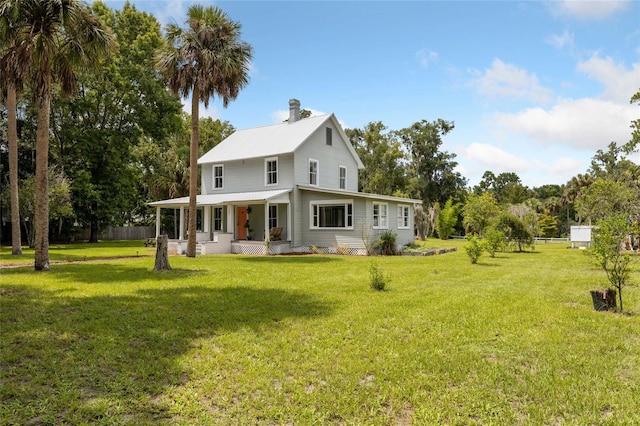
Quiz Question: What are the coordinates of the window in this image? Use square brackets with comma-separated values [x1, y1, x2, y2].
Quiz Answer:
[309, 159, 318, 186]
[339, 166, 347, 190]
[397, 205, 410, 229]
[373, 202, 388, 229]
[310, 200, 353, 229]
[265, 157, 278, 186]
[213, 207, 223, 231]
[196, 208, 203, 231]
[326, 127, 332, 146]
[268, 205, 278, 229]
[213, 164, 223, 190]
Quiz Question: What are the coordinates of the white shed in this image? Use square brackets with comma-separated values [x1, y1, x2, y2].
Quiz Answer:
[570, 226, 593, 248]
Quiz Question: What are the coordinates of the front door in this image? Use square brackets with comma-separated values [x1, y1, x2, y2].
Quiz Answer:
[237, 207, 247, 240]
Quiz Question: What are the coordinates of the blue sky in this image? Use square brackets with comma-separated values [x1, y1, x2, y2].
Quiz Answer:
[103, 0, 640, 188]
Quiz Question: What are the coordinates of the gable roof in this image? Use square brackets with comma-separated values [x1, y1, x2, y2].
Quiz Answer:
[198, 113, 364, 168]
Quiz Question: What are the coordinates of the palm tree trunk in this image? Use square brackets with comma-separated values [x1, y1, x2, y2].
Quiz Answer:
[7, 83, 22, 255]
[186, 88, 199, 257]
[34, 93, 51, 271]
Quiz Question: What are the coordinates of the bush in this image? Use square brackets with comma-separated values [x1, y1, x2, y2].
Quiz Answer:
[369, 259, 389, 291]
[483, 227, 505, 257]
[375, 230, 398, 255]
[436, 198, 459, 240]
[465, 234, 483, 264]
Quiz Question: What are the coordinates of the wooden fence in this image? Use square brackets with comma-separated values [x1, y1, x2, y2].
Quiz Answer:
[78, 226, 155, 241]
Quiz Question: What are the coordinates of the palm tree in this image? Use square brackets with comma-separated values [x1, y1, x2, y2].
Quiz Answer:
[2, 0, 115, 270]
[0, 0, 28, 255]
[156, 5, 252, 257]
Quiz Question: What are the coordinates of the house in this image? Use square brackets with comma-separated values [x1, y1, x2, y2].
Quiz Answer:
[150, 99, 421, 255]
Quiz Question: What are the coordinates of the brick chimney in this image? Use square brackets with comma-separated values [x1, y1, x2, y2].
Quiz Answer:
[288, 99, 301, 123]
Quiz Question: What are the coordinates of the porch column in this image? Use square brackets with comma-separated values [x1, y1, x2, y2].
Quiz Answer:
[226, 205, 234, 234]
[155, 206, 161, 237]
[264, 202, 270, 242]
[287, 202, 291, 241]
[179, 206, 185, 240]
[204, 206, 211, 234]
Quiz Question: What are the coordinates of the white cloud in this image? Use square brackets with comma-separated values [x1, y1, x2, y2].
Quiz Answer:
[415, 48, 438, 69]
[550, 0, 630, 19]
[577, 54, 640, 102]
[546, 30, 574, 50]
[491, 56, 639, 151]
[534, 157, 585, 183]
[462, 143, 533, 173]
[493, 97, 635, 150]
[471, 59, 554, 103]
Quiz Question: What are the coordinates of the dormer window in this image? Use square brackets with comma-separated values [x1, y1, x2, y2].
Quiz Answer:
[326, 127, 332, 146]
[213, 164, 223, 190]
[265, 157, 278, 186]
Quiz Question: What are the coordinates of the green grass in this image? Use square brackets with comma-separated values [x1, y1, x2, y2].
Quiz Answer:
[0, 240, 156, 267]
[1, 241, 639, 424]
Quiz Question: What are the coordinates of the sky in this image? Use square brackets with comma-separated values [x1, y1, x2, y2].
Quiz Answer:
[102, 0, 640, 188]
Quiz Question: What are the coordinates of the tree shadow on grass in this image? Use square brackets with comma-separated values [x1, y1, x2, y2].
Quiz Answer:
[1, 262, 210, 285]
[237, 255, 343, 264]
[0, 283, 332, 424]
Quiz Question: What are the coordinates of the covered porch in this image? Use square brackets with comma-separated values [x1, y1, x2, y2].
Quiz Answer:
[149, 189, 293, 255]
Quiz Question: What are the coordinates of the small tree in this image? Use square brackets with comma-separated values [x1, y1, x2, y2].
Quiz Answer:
[495, 212, 534, 252]
[436, 198, 459, 240]
[590, 214, 638, 312]
[464, 234, 483, 264]
[483, 226, 505, 257]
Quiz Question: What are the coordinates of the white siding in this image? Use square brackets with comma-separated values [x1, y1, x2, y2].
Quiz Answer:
[297, 190, 415, 251]
[294, 121, 359, 191]
[201, 153, 295, 195]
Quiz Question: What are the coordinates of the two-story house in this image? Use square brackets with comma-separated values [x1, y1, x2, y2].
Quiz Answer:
[150, 99, 421, 255]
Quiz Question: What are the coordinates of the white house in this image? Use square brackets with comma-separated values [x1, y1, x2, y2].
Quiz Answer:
[150, 99, 421, 255]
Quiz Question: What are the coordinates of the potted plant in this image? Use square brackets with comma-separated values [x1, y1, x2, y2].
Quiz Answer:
[244, 220, 253, 240]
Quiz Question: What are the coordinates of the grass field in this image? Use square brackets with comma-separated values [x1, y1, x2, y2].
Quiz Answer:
[1, 240, 639, 425]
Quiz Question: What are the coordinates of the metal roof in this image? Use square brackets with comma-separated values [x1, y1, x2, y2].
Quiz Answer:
[297, 185, 422, 204]
[198, 114, 332, 164]
[149, 189, 292, 207]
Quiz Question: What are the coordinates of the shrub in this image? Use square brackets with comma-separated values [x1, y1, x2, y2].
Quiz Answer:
[369, 259, 388, 291]
[375, 230, 398, 255]
[465, 234, 483, 264]
[483, 227, 505, 257]
[436, 198, 459, 240]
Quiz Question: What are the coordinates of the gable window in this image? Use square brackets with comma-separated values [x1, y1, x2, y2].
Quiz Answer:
[268, 205, 278, 229]
[213, 164, 223, 190]
[310, 200, 353, 229]
[339, 166, 347, 190]
[326, 127, 332, 146]
[265, 157, 278, 186]
[397, 205, 410, 229]
[213, 207, 223, 231]
[373, 202, 388, 229]
[309, 159, 319, 186]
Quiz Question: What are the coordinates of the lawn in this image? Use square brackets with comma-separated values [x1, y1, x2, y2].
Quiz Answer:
[1, 241, 639, 424]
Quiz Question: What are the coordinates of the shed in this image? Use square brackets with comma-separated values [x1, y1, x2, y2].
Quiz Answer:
[570, 226, 593, 248]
